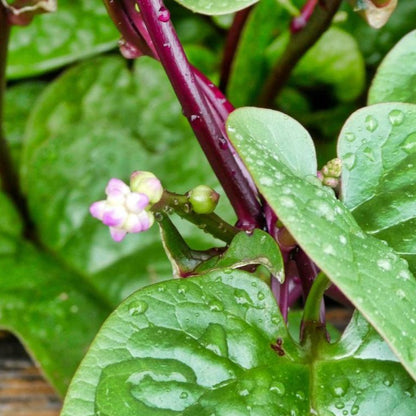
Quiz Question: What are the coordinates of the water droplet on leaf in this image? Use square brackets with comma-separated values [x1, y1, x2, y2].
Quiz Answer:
[345, 132, 356, 142]
[128, 300, 148, 316]
[269, 381, 285, 395]
[402, 132, 416, 153]
[388, 109, 405, 126]
[365, 115, 378, 132]
[343, 153, 356, 170]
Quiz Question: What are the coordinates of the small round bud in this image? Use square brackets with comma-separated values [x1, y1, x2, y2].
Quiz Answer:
[187, 185, 219, 214]
[130, 171, 163, 204]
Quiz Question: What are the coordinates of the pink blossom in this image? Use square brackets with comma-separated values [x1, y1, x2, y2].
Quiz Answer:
[90, 176, 160, 242]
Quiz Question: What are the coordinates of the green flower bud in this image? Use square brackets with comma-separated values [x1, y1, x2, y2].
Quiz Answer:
[187, 185, 219, 214]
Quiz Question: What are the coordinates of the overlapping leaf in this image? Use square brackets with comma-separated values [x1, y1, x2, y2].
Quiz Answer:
[21, 56, 233, 306]
[368, 30, 416, 105]
[61, 272, 416, 416]
[0, 192, 110, 395]
[7, 0, 118, 79]
[338, 102, 416, 274]
[172, 0, 258, 15]
[227, 107, 416, 381]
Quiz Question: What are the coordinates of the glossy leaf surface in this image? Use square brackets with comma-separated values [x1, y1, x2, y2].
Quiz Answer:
[21, 56, 232, 306]
[61, 272, 416, 415]
[173, 0, 258, 15]
[368, 30, 416, 105]
[196, 230, 284, 281]
[338, 103, 416, 274]
[7, 0, 118, 79]
[227, 107, 416, 381]
[0, 193, 109, 395]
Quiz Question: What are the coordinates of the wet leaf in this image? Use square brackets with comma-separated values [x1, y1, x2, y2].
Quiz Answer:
[338, 102, 416, 275]
[368, 30, 416, 105]
[7, 0, 118, 79]
[172, 0, 259, 15]
[61, 272, 416, 415]
[227, 107, 416, 382]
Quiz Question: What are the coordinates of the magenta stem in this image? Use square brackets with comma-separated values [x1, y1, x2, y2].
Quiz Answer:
[134, 0, 264, 230]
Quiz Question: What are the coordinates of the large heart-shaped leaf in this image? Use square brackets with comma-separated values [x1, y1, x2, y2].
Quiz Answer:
[61, 272, 416, 415]
[338, 102, 416, 274]
[4, 82, 46, 167]
[368, 30, 416, 105]
[7, 0, 118, 79]
[0, 192, 110, 395]
[172, 0, 258, 15]
[21, 56, 233, 306]
[227, 107, 416, 381]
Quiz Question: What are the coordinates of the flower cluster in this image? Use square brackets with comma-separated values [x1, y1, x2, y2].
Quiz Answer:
[90, 172, 163, 242]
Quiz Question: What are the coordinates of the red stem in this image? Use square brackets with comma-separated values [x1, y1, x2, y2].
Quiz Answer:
[132, 0, 264, 229]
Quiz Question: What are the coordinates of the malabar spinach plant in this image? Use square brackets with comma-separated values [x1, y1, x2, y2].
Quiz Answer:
[1, 0, 416, 415]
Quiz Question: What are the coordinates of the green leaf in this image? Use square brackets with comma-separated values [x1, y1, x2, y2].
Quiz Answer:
[267, 27, 366, 102]
[196, 230, 284, 281]
[22, 56, 233, 306]
[368, 30, 416, 105]
[61, 272, 416, 415]
[227, 107, 416, 381]
[227, 0, 289, 106]
[338, 102, 416, 274]
[0, 192, 23, 255]
[6, 0, 118, 79]
[172, 0, 259, 15]
[0, 193, 109, 394]
[4, 82, 46, 167]
[227, 107, 317, 178]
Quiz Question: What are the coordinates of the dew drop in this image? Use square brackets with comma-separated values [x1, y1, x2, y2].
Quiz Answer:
[342, 410, 348, 416]
[332, 378, 350, 397]
[323, 244, 336, 255]
[402, 132, 416, 153]
[295, 391, 305, 401]
[177, 284, 187, 295]
[377, 259, 392, 271]
[343, 153, 356, 170]
[128, 300, 148, 316]
[398, 270, 411, 281]
[209, 300, 224, 312]
[238, 388, 250, 397]
[279, 196, 296, 208]
[257, 291, 265, 300]
[335, 401, 345, 409]
[339, 235, 347, 245]
[351, 405, 360, 415]
[345, 132, 356, 142]
[388, 109, 405, 126]
[157, 6, 170, 22]
[180, 391, 189, 399]
[363, 146, 376, 162]
[383, 374, 394, 387]
[154, 212, 164, 222]
[365, 115, 378, 132]
[259, 176, 273, 186]
[396, 289, 406, 300]
[269, 381, 285, 395]
[218, 136, 228, 150]
[158, 284, 166, 292]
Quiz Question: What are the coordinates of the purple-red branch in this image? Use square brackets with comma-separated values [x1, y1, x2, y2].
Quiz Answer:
[107, 0, 264, 230]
